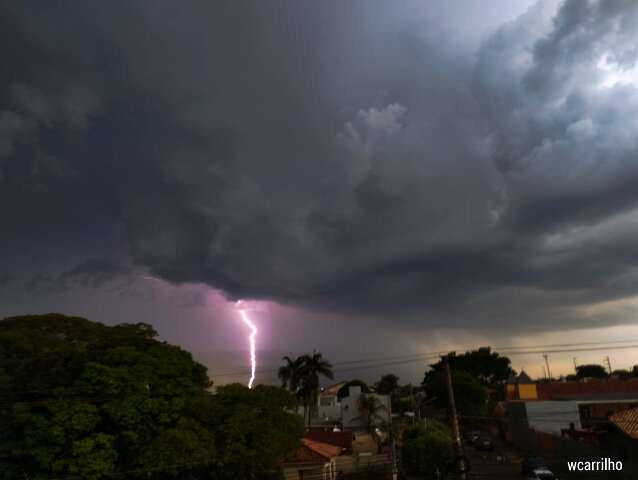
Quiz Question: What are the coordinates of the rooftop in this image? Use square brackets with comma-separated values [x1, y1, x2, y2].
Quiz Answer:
[537, 379, 638, 400]
[305, 431, 353, 451]
[610, 407, 638, 440]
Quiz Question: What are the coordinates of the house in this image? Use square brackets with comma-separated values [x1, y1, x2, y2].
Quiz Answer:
[506, 371, 537, 400]
[284, 430, 390, 479]
[604, 407, 638, 474]
[317, 382, 346, 422]
[315, 382, 392, 432]
[305, 431, 353, 454]
[283, 438, 343, 480]
[339, 385, 392, 431]
[499, 372, 638, 455]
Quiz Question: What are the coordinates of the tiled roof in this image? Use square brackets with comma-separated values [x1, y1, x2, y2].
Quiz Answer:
[321, 382, 346, 395]
[285, 439, 341, 465]
[610, 407, 638, 440]
[305, 431, 353, 450]
[538, 379, 638, 400]
[302, 438, 342, 459]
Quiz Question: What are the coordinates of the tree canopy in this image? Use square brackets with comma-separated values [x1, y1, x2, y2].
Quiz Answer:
[425, 348, 514, 387]
[1, 313, 303, 480]
[576, 364, 609, 379]
[422, 368, 487, 417]
[375, 374, 400, 395]
[401, 420, 456, 479]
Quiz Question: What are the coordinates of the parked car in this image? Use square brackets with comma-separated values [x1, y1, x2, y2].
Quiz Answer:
[474, 437, 494, 451]
[525, 467, 557, 480]
[464, 430, 481, 444]
[522, 456, 548, 474]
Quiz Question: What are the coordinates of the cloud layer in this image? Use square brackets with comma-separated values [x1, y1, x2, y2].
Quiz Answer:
[4, 0, 638, 333]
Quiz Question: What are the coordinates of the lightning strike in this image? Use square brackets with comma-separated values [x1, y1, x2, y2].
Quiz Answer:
[237, 303, 258, 388]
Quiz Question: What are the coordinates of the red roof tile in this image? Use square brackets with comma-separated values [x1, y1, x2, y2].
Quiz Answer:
[304, 431, 353, 450]
[302, 439, 342, 459]
[610, 407, 638, 440]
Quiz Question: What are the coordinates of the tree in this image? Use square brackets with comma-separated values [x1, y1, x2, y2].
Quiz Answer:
[576, 364, 609, 379]
[0, 313, 303, 479]
[375, 374, 400, 396]
[278, 355, 305, 417]
[612, 369, 632, 380]
[423, 369, 487, 417]
[426, 348, 514, 387]
[354, 394, 388, 452]
[204, 384, 304, 479]
[401, 420, 456, 479]
[296, 352, 334, 425]
[278, 356, 302, 390]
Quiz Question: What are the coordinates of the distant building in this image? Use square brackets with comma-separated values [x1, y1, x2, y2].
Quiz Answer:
[317, 382, 346, 422]
[283, 438, 343, 480]
[506, 371, 537, 400]
[315, 383, 392, 432]
[499, 373, 638, 453]
[340, 385, 391, 431]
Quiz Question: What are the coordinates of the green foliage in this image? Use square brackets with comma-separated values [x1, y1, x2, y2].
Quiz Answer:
[375, 374, 399, 395]
[277, 352, 333, 425]
[0, 314, 302, 480]
[425, 348, 513, 387]
[422, 369, 487, 418]
[354, 394, 388, 451]
[401, 420, 457, 479]
[576, 364, 609, 379]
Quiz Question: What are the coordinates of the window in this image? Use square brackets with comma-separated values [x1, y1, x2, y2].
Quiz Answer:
[320, 396, 335, 406]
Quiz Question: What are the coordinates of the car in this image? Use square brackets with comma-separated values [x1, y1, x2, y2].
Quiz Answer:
[525, 467, 557, 480]
[522, 456, 548, 474]
[464, 430, 481, 444]
[474, 437, 494, 451]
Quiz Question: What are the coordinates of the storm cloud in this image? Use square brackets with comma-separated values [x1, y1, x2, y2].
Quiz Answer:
[4, 0, 638, 334]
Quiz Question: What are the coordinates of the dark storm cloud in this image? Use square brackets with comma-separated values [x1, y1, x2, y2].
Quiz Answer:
[25, 258, 131, 293]
[4, 0, 638, 332]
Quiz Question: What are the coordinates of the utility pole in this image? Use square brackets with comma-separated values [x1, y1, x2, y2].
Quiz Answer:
[543, 353, 552, 381]
[443, 353, 467, 480]
[605, 356, 612, 375]
[573, 357, 578, 374]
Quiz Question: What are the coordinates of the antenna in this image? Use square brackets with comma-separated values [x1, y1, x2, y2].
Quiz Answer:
[605, 356, 612, 375]
[543, 353, 552, 381]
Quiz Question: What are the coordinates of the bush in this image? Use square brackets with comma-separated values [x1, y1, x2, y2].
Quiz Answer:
[401, 420, 457, 479]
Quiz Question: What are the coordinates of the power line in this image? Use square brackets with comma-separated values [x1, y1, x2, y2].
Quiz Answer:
[4, 340, 638, 399]
[208, 338, 638, 378]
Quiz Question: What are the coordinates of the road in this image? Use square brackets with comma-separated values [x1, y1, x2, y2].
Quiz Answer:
[464, 429, 523, 480]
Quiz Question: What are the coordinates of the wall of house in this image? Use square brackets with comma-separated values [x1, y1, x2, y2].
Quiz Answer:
[525, 400, 581, 435]
[318, 394, 341, 422]
[518, 383, 538, 400]
[578, 401, 638, 429]
[340, 387, 391, 430]
[283, 464, 326, 480]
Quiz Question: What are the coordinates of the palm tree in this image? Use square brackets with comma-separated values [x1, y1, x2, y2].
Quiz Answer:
[278, 356, 305, 418]
[278, 356, 302, 391]
[297, 351, 334, 426]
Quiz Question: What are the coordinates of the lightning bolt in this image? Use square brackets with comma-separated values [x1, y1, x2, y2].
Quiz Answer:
[237, 305, 257, 388]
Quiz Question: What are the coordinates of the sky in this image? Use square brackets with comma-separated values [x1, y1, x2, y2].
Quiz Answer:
[3, 0, 638, 386]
